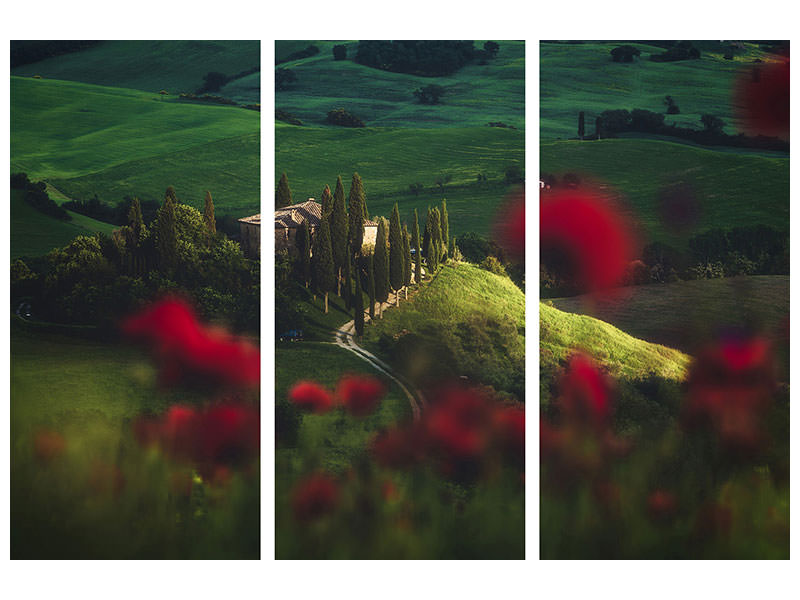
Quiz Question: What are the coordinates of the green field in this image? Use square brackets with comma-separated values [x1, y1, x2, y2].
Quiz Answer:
[540, 41, 773, 140]
[540, 302, 690, 385]
[362, 263, 525, 399]
[12, 41, 260, 99]
[550, 276, 789, 354]
[11, 189, 116, 259]
[11, 76, 259, 216]
[276, 40, 524, 128]
[276, 124, 523, 236]
[540, 138, 789, 247]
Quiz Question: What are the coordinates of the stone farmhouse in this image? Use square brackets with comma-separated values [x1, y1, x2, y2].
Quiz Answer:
[274, 199, 378, 253]
[238, 214, 261, 258]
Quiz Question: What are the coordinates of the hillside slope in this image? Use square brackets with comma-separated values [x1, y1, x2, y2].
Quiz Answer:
[11, 41, 260, 98]
[11, 76, 259, 216]
[363, 263, 525, 399]
[540, 138, 788, 246]
[540, 302, 690, 383]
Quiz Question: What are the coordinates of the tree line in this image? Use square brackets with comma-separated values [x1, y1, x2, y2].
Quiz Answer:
[276, 172, 455, 338]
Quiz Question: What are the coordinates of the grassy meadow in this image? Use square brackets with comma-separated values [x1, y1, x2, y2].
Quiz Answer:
[11, 189, 116, 259]
[12, 40, 260, 99]
[275, 40, 524, 238]
[540, 41, 775, 140]
[11, 76, 259, 216]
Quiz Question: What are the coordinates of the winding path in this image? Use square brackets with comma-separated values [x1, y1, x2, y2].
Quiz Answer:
[332, 289, 427, 421]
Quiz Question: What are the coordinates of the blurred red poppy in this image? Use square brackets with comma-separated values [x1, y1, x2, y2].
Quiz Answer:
[426, 386, 494, 459]
[33, 429, 66, 463]
[492, 405, 525, 463]
[121, 296, 259, 389]
[647, 489, 678, 522]
[558, 354, 613, 427]
[371, 423, 427, 470]
[291, 473, 339, 522]
[735, 59, 789, 138]
[337, 374, 385, 417]
[683, 335, 776, 454]
[289, 381, 334, 414]
[540, 188, 635, 293]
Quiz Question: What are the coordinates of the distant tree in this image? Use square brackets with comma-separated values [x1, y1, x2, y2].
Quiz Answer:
[701, 114, 726, 134]
[203, 190, 216, 236]
[276, 172, 292, 208]
[595, 116, 602, 139]
[578, 111, 585, 139]
[353, 257, 364, 337]
[295, 219, 312, 287]
[422, 208, 432, 262]
[320, 184, 333, 218]
[374, 217, 390, 318]
[327, 108, 365, 128]
[311, 215, 336, 313]
[599, 109, 632, 134]
[155, 188, 178, 275]
[413, 84, 446, 105]
[440, 199, 449, 262]
[198, 71, 229, 94]
[428, 208, 442, 271]
[127, 197, 146, 243]
[347, 172, 367, 256]
[368, 252, 376, 319]
[412, 208, 422, 285]
[402, 223, 412, 296]
[275, 68, 296, 91]
[610, 45, 640, 62]
[484, 41, 500, 58]
[409, 182, 424, 196]
[425, 230, 436, 275]
[664, 95, 680, 114]
[332, 44, 347, 61]
[389, 203, 403, 305]
[631, 109, 665, 132]
[331, 175, 349, 295]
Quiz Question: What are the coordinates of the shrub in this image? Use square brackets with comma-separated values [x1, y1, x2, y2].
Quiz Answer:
[326, 108, 365, 128]
[332, 44, 347, 61]
[480, 255, 507, 277]
[275, 109, 303, 126]
[275, 68, 296, 91]
[197, 71, 230, 94]
[413, 84, 446, 105]
[610, 45, 640, 63]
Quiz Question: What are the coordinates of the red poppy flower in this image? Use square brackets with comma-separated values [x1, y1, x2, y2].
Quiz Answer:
[558, 354, 613, 426]
[540, 188, 635, 292]
[493, 189, 525, 261]
[121, 297, 260, 389]
[492, 405, 525, 462]
[289, 381, 334, 414]
[337, 374, 385, 417]
[683, 335, 776, 454]
[33, 429, 66, 463]
[291, 473, 339, 522]
[647, 489, 678, 522]
[426, 386, 494, 459]
[735, 59, 789, 138]
[370, 423, 427, 470]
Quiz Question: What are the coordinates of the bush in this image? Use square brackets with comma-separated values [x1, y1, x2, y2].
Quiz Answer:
[610, 45, 640, 62]
[332, 44, 347, 61]
[276, 44, 319, 65]
[355, 40, 477, 76]
[275, 109, 303, 126]
[326, 108, 365, 128]
[197, 71, 230, 94]
[413, 84, 446, 105]
[457, 232, 491, 263]
[480, 256, 507, 277]
[275, 68, 296, 91]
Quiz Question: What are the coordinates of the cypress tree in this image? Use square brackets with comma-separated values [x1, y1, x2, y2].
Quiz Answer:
[276, 172, 292, 208]
[412, 208, 421, 285]
[354, 258, 364, 337]
[311, 214, 336, 313]
[449, 235, 456, 261]
[128, 197, 146, 243]
[430, 207, 442, 265]
[331, 175, 349, 296]
[295, 219, 311, 287]
[203, 190, 216, 236]
[155, 188, 178, 275]
[368, 252, 376, 320]
[374, 217, 389, 318]
[389, 203, 403, 305]
[422, 208, 432, 261]
[402, 223, 412, 298]
[595, 116, 602, 140]
[425, 231, 436, 275]
[440, 199, 449, 262]
[344, 246, 352, 310]
[320, 184, 333, 218]
[347, 172, 366, 256]
[578, 111, 585, 140]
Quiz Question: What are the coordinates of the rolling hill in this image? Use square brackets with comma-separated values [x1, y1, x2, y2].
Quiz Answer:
[11, 40, 260, 100]
[540, 41, 777, 140]
[540, 138, 788, 247]
[11, 76, 259, 217]
[275, 40, 525, 238]
[540, 301, 690, 384]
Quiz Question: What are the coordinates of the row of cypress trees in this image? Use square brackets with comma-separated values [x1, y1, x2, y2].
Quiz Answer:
[291, 173, 452, 338]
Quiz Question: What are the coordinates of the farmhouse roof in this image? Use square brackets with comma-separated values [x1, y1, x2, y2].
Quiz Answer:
[239, 214, 261, 225]
[274, 199, 379, 228]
